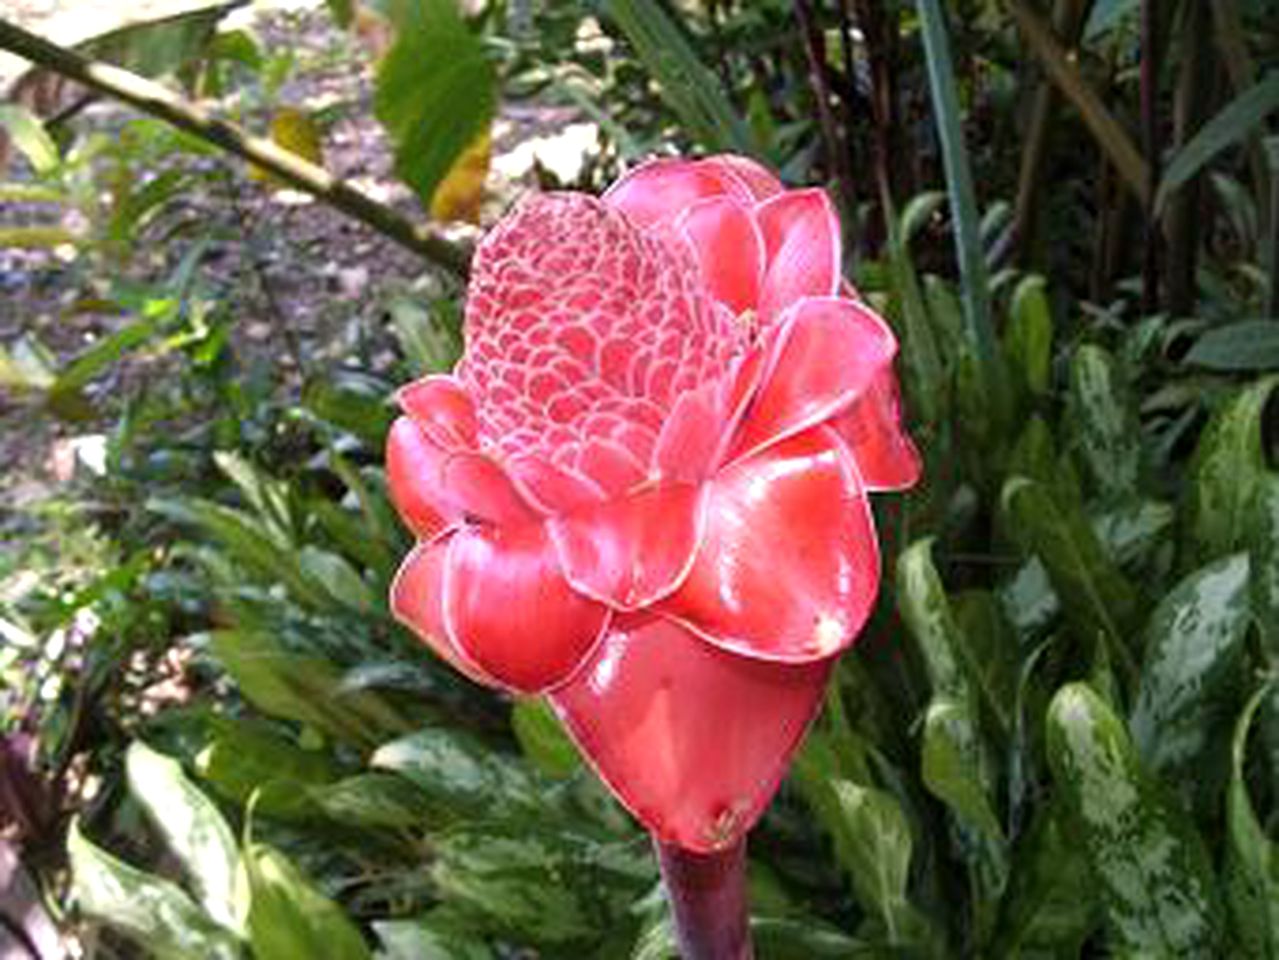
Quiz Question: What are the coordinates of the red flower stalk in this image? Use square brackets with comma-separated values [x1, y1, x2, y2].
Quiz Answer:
[386, 155, 919, 955]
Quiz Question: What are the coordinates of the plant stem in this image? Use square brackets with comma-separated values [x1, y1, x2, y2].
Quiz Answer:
[656, 839, 753, 960]
[0, 16, 471, 280]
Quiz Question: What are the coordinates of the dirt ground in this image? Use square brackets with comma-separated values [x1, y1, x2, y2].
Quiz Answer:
[0, 0, 595, 528]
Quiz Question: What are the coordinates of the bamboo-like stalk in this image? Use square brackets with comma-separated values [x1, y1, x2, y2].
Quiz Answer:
[0, 17, 471, 280]
[1139, 0, 1160, 312]
[656, 840, 753, 960]
[1166, 1, 1213, 316]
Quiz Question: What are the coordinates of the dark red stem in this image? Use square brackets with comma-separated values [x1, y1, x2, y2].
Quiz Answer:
[656, 839, 754, 960]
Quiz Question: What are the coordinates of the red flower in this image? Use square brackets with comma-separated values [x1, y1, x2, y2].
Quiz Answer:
[387, 155, 919, 852]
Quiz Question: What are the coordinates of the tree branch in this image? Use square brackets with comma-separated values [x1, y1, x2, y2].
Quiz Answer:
[0, 16, 471, 281]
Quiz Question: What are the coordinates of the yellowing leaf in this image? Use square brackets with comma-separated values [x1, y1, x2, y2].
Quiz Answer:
[429, 127, 490, 223]
[250, 106, 324, 186]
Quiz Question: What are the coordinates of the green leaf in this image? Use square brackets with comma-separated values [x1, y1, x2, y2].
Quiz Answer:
[1001, 477, 1138, 662]
[241, 843, 371, 960]
[302, 373, 395, 446]
[921, 697, 1002, 838]
[511, 699, 580, 778]
[1186, 320, 1279, 371]
[195, 717, 337, 817]
[914, 0, 1000, 383]
[990, 807, 1098, 957]
[67, 820, 241, 960]
[1254, 475, 1279, 652]
[0, 105, 59, 175]
[602, 0, 758, 156]
[1092, 497, 1174, 572]
[310, 773, 434, 829]
[1005, 274, 1053, 399]
[1046, 684, 1224, 956]
[371, 727, 538, 819]
[885, 212, 946, 425]
[1184, 378, 1276, 561]
[1156, 72, 1279, 214]
[900, 190, 946, 248]
[210, 630, 409, 748]
[374, 913, 492, 960]
[298, 546, 374, 613]
[1223, 683, 1279, 955]
[1068, 345, 1141, 498]
[1129, 553, 1251, 796]
[373, 0, 497, 212]
[126, 742, 241, 935]
[431, 824, 652, 944]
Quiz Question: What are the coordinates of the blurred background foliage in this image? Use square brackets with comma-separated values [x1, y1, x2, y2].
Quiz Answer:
[1, 0, 1278, 956]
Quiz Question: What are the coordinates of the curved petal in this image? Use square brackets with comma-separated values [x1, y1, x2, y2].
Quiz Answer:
[830, 369, 922, 491]
[445, 521, 609, 694]
[700, 154, 784, 202]
[396, 374, 478, 450]
[659, 428, 879, 662]
[603, 158, 752, 230]
[390, 539, 499, 687]
[727, 297, 898, 464]
[550, 614, 832, 853]
[506, 455, 605, 514]
[754, 189, 842, 324]
[675, 196, 765, 315]
[548, 483, 705, 610]
[577, 438, 647, 497]
[654, 381, 726, 483]
[386, 418, 540, 536]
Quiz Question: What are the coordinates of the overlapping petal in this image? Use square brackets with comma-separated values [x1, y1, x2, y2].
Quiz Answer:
[444, 521, 610, 693]
[831, 369, 922, 491]
[396, 374, 478, 449]
[549, 614, 832, 853]
[755, 189, 842, 324]
[659, 428, 878, 662]
[390, 540, 498, 688]
[386, 417, 539, 536]
[727, 296, 898, 464]
[549, 483, 705, 610]
[675, 196, 765, 315]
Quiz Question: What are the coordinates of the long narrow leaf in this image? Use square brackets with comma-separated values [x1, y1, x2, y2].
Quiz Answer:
[603, 0, 759, 157]
[1155, 72, 1279, 214]
[914, 0, 999, 378]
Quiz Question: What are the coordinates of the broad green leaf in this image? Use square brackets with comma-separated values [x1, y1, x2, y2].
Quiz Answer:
[431, 824, 651, 945]
[67, 820, 240, 960]
[1092, 497, 1174, 571]
[1046, 684, 1223, 956]
[511, 699, 580, 778]
[896, 539, 966, 696]
[1130, 554, 1251, 795]
[1005, 274, 1053, 398]
[302, 373, 395, 446]
[900, 190, 946, 248]
[298, 546, 374, 613]
[0, 105, 59, 175]
[241, 843, 371, 960]
[210, 630, 409, 748]
[371, 727, 537, 818]
[196, 717, 336, 818]
[374, 913, 492, 960]
[126, 742, 240, 934]
[634, 915, 883, 959]
[1254, 475, 1279, 651]
[921, 697, 1002, 838]
[1186, 320, 1279, 371]
[374, 0, 497, 213]
[1224, 684, 1279, 955]
[1156, 72, 1279, 214]
[1184, 378, 1276, 561]
[310, 773, 434, 829]
[603, 0, 758, 156]
[991, 805, 1097, 957]
[1068, 345, 1141, 498]
[388, 297, 463, 374]
[1001, 477, 1138, 659]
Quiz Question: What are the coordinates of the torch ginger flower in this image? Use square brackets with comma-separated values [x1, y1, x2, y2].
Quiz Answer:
[386, 154, 919, 855]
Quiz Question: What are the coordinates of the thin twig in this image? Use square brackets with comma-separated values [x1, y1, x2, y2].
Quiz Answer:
[0, 17, 471, 280]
